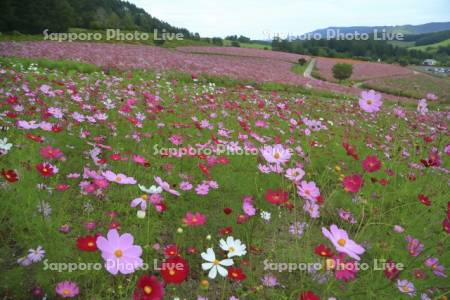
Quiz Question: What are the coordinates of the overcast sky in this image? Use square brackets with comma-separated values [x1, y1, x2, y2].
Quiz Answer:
[129, 0, 450, 39]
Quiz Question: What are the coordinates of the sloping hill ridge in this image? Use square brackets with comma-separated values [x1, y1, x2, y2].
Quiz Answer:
[307, 22, 450, 36]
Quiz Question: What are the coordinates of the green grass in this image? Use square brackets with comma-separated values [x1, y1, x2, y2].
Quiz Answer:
[0, 57, 448, 300]
[291, 62, 309, 75]
[223, 40, 272, 49]
[410, 38, 450, 52]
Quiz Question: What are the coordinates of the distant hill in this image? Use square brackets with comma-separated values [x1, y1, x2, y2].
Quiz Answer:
[0, 0, 193, 37]
[306, 22, 450, 37]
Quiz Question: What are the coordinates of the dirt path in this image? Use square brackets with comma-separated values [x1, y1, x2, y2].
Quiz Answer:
[303, 58, 316, 78]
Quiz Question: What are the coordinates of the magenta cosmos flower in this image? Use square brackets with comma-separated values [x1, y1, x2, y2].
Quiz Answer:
[359, 90, 382, 113]
[55, 281, 79, 298]
[322, 224, 365, 260]
[102, 170, 136, 185]
[96, 229, 143, 275]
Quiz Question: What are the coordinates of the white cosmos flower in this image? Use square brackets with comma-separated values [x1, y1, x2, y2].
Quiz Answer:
[201, 248, 233, 279]
[0, 138, 13, 151]
[219, 236, 247, 258]
[138, 184, 162, 194]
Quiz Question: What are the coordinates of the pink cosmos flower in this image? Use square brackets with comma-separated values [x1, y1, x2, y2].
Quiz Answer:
[96, 229, 143, 275]
[40, 145, 63, 159]
[405, 235, 424, 257]
[55, 281, 79, 298]
[260, 144, 292, 165]
[397, 279, 416, 296]
[195, 183, 210, 195]
[297, 181, 320, 202]
[322, 224, 365, 260]
[183, 212, 206, 226]
[132, 155, 149, 167]
[169, 134, 183, 145]
[243, 197, 256, 216]
[131, 195, 149, 210]
[424, 257, 446, 277]
[285, 167, 305, 182]
[303, 200, 320, 218]
[154, 176, 180, 196]
[359, 90, 382, 113]
[333, 254, 358, 282]
[179, 181, 193, 190]
[102, 170, 136, 185]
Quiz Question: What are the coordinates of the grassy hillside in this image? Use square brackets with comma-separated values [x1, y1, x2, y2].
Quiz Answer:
[410, 38, 450, 52]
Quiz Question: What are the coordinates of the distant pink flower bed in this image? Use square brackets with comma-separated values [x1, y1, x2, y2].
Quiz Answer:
[315, 57, 413, 81]
[0, 42, 410, 101]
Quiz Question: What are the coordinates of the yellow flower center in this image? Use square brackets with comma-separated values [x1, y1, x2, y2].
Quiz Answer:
[114, 249, 123, 257]
[367, 99, 373, 105]
[213, 259, 220, 266]
[337, 238, 346, 247]
[142, 194, 148, 200]
[229, 247, 235, 253]
[115, 176, 122, 182]
[401, 286, 410, 292]
[144, 286, 152, 294]
[169, 269, 176, 275]
[62, 289, 71, 295]
[88, 242, 94, 247]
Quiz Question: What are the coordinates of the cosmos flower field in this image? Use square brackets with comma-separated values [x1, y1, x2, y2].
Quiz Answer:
[0, 55, 449, 300]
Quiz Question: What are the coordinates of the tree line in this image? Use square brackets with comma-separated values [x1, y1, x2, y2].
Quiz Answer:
[272, 37, 450, 66]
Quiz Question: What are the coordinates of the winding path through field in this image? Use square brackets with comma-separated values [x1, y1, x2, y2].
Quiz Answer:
[303, 58, 316, 79]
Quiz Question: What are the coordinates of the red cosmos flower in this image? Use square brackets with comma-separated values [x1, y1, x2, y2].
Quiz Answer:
[316, 195, 325, 205]
[219, 226, 233, 235]
[26, 133, 43, 143]
[420, 149, 441, 167]
[342, 174, 364, 193]
[198, 163, 210, 176]
[36, 162, 57, 177]
[362, 155, 381, 173]
[237, 214, 249, 224]
[299, 290, 320, 300]
[6, 111, 18, 118]
[2, 169, 18, 182]
[383, 259, 400, 280]
[314, 244, 333, 257]
[217, 156, 229, 165]
[163, 244, 179, 258]
[6, 95, 18, 104]
[187, 247, 197, 254]
[51, 124, 63, 133]
[110, 153, 122, 161]
[76, 235, 98, 251]
[443, 218, 450, 234]
[228, 267, 246, 281]
[379, 178, 389, 186]
[223, 207, 232, 215]
[160, 256, 189, 284]
[55, 184, 70, 191]
[265, 189, 289, 205]
[133, 274, 164, 300]
[418, 194, 431, 206]
[342, 142, 359, 160]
